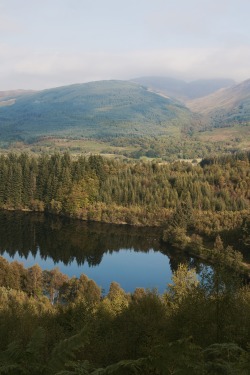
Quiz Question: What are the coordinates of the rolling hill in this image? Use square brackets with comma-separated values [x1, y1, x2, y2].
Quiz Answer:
[0, 77, 249, 158]
[187, 79, 250, 127]
[130, 76, 250, 128]
[0, 80, 198, 143]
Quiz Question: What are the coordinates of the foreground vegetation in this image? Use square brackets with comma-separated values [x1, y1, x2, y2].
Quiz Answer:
[0, 252, 250, 375]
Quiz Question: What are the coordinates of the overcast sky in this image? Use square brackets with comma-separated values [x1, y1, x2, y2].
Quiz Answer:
[1, 0, 250, 90]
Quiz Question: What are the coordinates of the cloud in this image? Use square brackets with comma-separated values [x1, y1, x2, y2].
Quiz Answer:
[0, 15, 22, 33]
[1, 0, 250, 90]
[189, 46, 250, 81]
[146, 1, 228, 34]
[0, 45, 250, 90]
[145, 0, 250, 50]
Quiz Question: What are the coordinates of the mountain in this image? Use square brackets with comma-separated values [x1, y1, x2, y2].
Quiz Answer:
[0, 89, 34, 99]
[185, 79, 236, 100]
[0, 80, 198, 143]
[130, 77, 187, 100]
[187, 79, 250, 127]
[0, 90, 35, 108]
[1, 78, 249, 158]
[131, 77, 235, 101]
[129, 77, 249, 153]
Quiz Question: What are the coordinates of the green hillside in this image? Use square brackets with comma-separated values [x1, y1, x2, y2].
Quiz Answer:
[0, 80, 197, 143]
[187, 79, 250, 127]
[1, 79, 250, 158]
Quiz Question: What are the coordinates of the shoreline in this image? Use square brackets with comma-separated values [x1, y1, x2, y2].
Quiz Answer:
[1, 207, 249, 281]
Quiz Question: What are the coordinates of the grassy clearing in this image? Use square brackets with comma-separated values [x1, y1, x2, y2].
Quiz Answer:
[197, 125, 250, 150]
[0, 138, 139, 158]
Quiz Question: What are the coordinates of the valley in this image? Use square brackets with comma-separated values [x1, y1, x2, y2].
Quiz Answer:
[0, 77, 249, 159]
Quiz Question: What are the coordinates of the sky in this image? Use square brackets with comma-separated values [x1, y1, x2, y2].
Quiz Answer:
[1, 0, 250, 90]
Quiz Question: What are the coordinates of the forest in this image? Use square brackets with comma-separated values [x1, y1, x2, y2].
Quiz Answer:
[0, 81, 196, 146]
[0, 152, 250, 374]
[0, 151, 249, 239]
[0, 152, 249, 216]
[0, 250, 250, 374]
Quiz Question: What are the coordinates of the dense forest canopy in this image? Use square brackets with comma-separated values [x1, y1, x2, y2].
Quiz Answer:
[0, 151, 249, 269]
[0, 152, 249, 272]
[0, 151, 249, 227]
[0, 153, 250, 215]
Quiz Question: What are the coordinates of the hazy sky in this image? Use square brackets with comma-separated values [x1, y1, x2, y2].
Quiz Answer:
[1, 0, 250, 89]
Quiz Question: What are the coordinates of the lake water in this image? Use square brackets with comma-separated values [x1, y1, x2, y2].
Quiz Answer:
[0, 211, 200, 293]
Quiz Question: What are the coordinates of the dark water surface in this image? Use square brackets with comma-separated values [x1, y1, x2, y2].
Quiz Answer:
[0, 211, 200, 293]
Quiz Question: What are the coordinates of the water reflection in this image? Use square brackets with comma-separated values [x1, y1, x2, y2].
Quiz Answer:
[0, 211, 202, 292]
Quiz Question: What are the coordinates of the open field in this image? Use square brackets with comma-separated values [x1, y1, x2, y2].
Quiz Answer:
[0, 137, 139, 157]
[197, 124, 250, 150]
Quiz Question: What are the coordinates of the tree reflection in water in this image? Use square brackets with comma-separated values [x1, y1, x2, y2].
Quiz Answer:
[0, 211, 205, 292]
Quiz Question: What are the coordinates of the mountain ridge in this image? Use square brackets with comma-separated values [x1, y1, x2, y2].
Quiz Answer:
[0, 80, 198, 143]
[187, 79, 250, 126]
[130, 76, 235, 101]
[0, 77, 249, 157]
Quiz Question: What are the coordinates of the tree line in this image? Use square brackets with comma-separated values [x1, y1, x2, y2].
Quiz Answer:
[0, 152, 249, 231]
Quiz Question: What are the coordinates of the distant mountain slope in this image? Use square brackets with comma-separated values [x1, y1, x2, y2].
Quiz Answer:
[187, 79, 250, 127]
[185, 79, 235, 99]
[0, 80, 198, 142]
[0, 89, 34, 99]
[130, 77, 187, 100]
[0, 90, 35, 108]
[131, 77, 235, 101]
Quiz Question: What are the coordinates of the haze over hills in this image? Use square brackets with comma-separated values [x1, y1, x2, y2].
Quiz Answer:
[0, 90, 35, 108]
[0, 90, 34, 99]
[0, 80, 198, 143]
[187, 79, 250, 126]
[0, 77, 249, 158]
[131, 77, 235, 101]
[131, 76, 250, 131]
